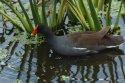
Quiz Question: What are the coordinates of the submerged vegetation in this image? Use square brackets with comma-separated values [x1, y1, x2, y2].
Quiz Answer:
[0, 48, 7, 61]
[0, 0, 124, 36]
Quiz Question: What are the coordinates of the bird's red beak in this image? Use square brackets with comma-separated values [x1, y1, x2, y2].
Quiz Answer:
[31, 24, 38, 36]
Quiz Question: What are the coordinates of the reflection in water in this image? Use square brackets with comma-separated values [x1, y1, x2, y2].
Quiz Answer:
[0, 27, 125, 83]
[36, 44, 125, 83]
[0, 33, 125, 83]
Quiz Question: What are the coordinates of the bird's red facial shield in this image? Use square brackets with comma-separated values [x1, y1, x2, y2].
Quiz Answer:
[31, 24, 38, 36]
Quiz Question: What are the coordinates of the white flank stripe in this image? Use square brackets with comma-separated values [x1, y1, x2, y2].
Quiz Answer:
[106, 46, 117, 48]
[73, 47, 87, 50]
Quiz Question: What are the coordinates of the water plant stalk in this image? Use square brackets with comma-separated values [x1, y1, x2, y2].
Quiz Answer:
[93, 0, 98, 8]
[29, 0, 40, 25]
[0, 0, 31, 32]
[87, 0, 101, 31]
[105, 0, 112, 26]
[0, 10, 22, 29]
[114, 0, 123, 28]
[66, 0, 89, 30]
[98, 0, 105, 12]
[79, 0, 95, 31]
[18, 0, 33, 30]
[57, 0, 66, 27]
[49, 0, 57, 30]
[40, 0, 47, 24]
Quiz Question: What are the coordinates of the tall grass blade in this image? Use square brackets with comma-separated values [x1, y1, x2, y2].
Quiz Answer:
[98, 0, 105, 12]
[77, 0, 85, 16]
[49, 0, 57, 30]
[0, 10, 23, 30]
[0, 0, 31, 32]
[105, 0, 112, 26]
[29, 0, 39, 25]
[57, 0, 66, 26]
[114, 0, 123, 28]
[87, 0, 101, 31]
[66, 0, 89, 30]
[40, 0, 47, 24]
[33, 0, 40, 22]
[93, 0, 98, 8]
[79, 0, 95, 31]
[18, 0, 33, 30]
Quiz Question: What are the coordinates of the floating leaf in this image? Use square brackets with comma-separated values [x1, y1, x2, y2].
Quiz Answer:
[9, 29, 44, 45]
[13, 79, 23, 83]
[0, 48, 8, 61]
[60, 75, 70, 81]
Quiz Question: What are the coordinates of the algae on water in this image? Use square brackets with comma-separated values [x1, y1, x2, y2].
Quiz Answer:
[0, 48, 7, 61]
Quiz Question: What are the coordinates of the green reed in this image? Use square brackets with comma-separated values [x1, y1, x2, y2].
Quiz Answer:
[0, 0, 123, 34]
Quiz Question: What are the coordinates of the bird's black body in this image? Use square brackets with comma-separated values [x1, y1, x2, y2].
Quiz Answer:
[32, 23, 124, 56]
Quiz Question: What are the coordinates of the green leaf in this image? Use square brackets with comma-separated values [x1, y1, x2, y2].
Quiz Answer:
[29, 0, 40, 25]
[57, 0, 66, 26]
[0, 48, 8, 61]
[114, 0, 123, 28]
[18, 0, 33, 31]
[0, 10, 23, 30]
[0, 0, 31, 32]
[49, 0, 57, 30]
[87, 0, 101, 31]
[78, 0, 95, 31]
[67, 0, 89, 30]
[105, 0, 112, 26]
[98, 0, 105, 12]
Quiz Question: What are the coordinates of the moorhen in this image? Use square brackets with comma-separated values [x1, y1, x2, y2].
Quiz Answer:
[31, 23, 124, 56]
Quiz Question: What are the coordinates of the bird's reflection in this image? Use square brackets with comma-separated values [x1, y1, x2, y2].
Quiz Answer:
[36, 43, 125, 83]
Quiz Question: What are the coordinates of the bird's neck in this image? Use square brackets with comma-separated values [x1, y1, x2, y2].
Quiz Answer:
[44, 30, 56, 44]
[46, 35, 56, 48]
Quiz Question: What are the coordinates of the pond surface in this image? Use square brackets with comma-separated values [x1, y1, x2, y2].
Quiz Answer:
[0, 32, 125, 83]
[0, 0, 125, 83]
[0, 19, 125, 83]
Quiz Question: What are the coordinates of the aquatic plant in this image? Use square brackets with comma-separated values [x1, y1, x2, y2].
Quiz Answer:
[0, 48, 7, 61]
[0, 0, 33, 32]
[66, 0, 124, 32]
[0, 0, 124, 34]
[0, 0, 66, 33]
